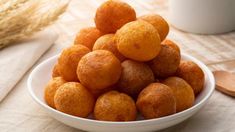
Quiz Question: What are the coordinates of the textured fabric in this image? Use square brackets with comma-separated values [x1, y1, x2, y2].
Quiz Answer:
[0, 29, 57, 101]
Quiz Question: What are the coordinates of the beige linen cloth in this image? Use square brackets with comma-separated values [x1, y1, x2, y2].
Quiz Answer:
[0, 29, 57, 101]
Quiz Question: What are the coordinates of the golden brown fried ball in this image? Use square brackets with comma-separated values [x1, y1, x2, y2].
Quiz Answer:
[94, 91, 137, 121]
[52, 64, 60, 78]
[149, 44, 180, 78]
[116, 20, 161, 61]
[44, 77, 66, 108]
[74, 27, 103, 49]
[118, 60, 154, 97]
[89, 85, 115, 99]
[162, 39, 180, 54]
[139, 14, 169, 41]
[163, 77, 195, 112]
[77, 50, 122, 90]
[58, 45, 90, 81]
[136, 83, 176, 119]
[176, 61, 205, 95]
[54, 82, 95, 117]
[95, 0, 136, 33]
[93, 34, 126, 61]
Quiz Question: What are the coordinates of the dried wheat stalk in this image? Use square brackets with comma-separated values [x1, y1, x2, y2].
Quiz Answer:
[0, 0, 69, 49]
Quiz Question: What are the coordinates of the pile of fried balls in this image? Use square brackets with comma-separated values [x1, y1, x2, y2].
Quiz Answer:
[44, 0, 205, 121]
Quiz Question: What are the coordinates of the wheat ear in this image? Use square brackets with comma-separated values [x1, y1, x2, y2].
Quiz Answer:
[0, 0, 69, 49]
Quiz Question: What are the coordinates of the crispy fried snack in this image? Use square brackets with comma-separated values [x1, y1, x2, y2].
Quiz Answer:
[58, 45, 90, 81]
[162, 39, 180, 54]
[116, 20, 161, 61]
[77, 50, 122, 90]
[95, 0, 136, 33]
[163, 77, 195, 112]
[74, 27, 103, 49]
[139, 14, 169, 41]
[44, 77, 66, 108]
[52, 63, 61, 78]
[136, 83, 176, 119]
[93, 34, 125, 61]
[149, 44, 180, 78]
[118, 60, 154, 97]
[94, 91, 137, 121]
[89, 85, 115, 99]
[176, 61, 205, 95]
[54, 82, 95, 117]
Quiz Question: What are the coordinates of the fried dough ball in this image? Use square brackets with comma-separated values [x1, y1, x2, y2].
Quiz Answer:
[52, 64, 60, 78]
[176, 61, 205, 95]
[94, 91, 137, 121]
[74, 27, 103, 49]
[118, 60, 154, 97]
[162, 39, 180, 54]
[89, 85, 115, 99]
[163, 77, 195, 112]
[93, 34, 125, 61]
[136, 83, 176, 119]
[77, 50, 122, 90]
[54, 82, 95, 117]
[149, 44, 180, 78]
[58, 45, 90, 81]
[139, 14, 169, 41]
[95, 0, 136, 33]
[116, 20, 161, 61]
[44, 77, 66, 108]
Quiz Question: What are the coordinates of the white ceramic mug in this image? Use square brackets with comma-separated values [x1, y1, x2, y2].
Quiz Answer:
[169, 0, 235, 34]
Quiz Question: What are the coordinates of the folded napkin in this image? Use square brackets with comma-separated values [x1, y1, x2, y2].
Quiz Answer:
[0, 29, 58, 102]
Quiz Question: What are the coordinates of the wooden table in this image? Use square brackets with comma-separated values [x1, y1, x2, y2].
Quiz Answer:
[0, 0, 235, 131]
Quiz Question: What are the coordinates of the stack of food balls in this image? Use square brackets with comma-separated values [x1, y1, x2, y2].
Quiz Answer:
[44, 0, 205, 121]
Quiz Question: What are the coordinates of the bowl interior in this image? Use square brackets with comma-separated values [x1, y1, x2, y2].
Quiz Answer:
[28, 53, 214, 122]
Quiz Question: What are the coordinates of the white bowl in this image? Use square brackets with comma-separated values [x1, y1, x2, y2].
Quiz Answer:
[27, 53, 215, 132]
